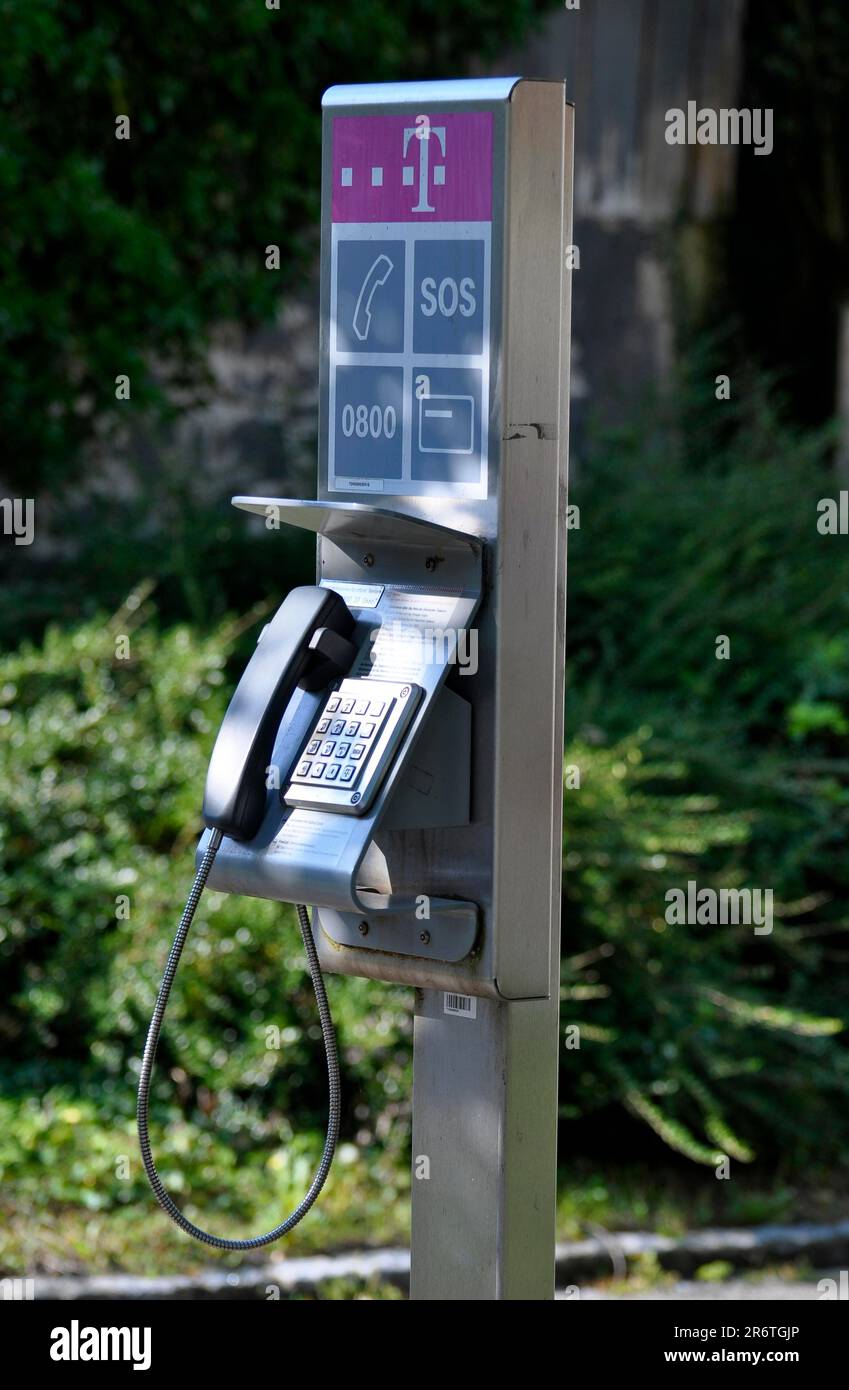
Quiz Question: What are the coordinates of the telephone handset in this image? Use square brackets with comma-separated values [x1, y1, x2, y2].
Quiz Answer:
[138, 584, 358, 1250]
[352, 253, 393, 342]
[202, 585, 356, 840]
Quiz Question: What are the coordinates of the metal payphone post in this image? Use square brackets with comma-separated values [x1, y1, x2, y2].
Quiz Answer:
[200, 77, 573, 1299]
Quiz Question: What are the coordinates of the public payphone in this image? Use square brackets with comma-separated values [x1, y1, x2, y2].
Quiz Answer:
[138, 77, 573, 1299]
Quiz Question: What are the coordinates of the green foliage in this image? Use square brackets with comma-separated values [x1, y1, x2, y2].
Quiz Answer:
[0, 593, 411, 1267]
[553, 1159, 827, 1240]
[696, 1261, 734, 1282]
[0, 0, 550, 490]
[561, 372, 849, 1166]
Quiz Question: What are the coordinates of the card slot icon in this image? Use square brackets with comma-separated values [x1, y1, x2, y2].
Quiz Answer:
[418, 393, 474, 455]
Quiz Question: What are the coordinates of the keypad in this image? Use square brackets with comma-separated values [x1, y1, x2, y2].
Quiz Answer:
[286, 677, 422, 816]
[290, 688, 391, 792]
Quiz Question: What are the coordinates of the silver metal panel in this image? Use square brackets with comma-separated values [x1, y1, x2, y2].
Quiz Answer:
[312, 83, 494, 995]
[322, 78, 522, 108]
[231, 496, 482, 557]
[491, 76, 571, 999]
[310, 81, 567, 1003]
[203, 583, 484, 962]
[410, 990, 560, 1299]
[380, 685, 471, 831]
[318, 900, 478, 963]
[409, 80, 572, 1300]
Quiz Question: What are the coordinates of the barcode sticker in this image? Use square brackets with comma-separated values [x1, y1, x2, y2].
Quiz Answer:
[444, 992, 476, 1019]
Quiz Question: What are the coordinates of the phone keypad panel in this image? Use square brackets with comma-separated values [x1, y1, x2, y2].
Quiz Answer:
[285, 678, 422, 816]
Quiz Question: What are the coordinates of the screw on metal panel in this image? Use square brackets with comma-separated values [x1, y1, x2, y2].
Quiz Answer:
[363, 553, 375, 567]
[425, 556, 437, 571]
[358, 921, 369, 936]
[419, 931, 431, 945]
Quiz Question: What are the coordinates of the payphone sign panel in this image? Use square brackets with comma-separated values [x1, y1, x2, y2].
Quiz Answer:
[327, 110, 493, 500]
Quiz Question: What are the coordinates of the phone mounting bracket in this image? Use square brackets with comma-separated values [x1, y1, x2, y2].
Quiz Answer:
[200, 496, 485, 972]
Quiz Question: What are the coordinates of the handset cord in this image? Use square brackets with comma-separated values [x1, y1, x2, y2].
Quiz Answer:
[136, 828, 341, 1249]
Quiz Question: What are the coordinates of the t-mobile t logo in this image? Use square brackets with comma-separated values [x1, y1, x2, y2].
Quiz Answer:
[402, 116, 446, 213]
[331, 111, 492, 224]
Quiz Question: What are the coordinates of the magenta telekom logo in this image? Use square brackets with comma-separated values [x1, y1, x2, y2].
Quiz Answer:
[403, 116, 446, 213]
[332, 111, 493, 223]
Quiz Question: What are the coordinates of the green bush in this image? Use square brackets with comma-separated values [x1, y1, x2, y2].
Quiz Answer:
[0, 590, 412, 1268]
[561, 377, 849, 1165]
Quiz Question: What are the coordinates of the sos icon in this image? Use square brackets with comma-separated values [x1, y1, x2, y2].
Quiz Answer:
[419, 276, 477, 319]
[413, 240, 485, 354]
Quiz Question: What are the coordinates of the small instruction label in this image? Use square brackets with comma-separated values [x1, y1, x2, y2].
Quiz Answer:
[322, 580, 385, 609]
[333, 478, 386, 493]
[353, 590, 462, 682]
[271, 810, 351, 863]
[444, 992, 476, 1019]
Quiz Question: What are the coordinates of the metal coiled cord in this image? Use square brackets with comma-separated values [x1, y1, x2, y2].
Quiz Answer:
[136, 828, 340, 1249]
